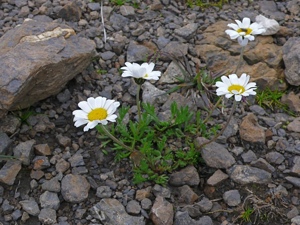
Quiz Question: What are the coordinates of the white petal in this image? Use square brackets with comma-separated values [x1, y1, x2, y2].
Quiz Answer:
[228, 74, 239, 84]
[234, 95, 242, 101]
[216, 81, 228, 88]
[227, 23, 239, 30]
[235, 19, 243, 28]
[122, 71, 134, 77]
[221, 75, 233, 86]
[84, 121, 98, 131]
[245, 35, 255, 41]
[106, 114, 117, 122]
[225, 93, 234, 99]
[241, 18, 251, 28]
[225, 30, 240, 39]
[95, 96, 106, 108]
[142, 62, 154, 72]
[74, 119, 89, 127]
[99, 120, 108, 125]
[78, 101, 91, 113]
[245, 82, 257, 90]
[107, 102, 119, 115]
[73, 110, 88, 119]
[87, 97, 96, 109]
[238, 37, 248, 46]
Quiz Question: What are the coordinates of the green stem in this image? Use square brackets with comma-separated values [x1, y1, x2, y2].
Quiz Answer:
[136, 84, 142, 123]
[198, 100, 237, 149]
[234, 46, 245, 74]
[99, 124, 133, 152]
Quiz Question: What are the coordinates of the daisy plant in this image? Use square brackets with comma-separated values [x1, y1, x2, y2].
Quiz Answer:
[70, 17, 263, 185]
[121, 62, 161, 122]
[73, 97, 133, 152]
[225, 17, 266, 74]
[225, 17, 265, 47]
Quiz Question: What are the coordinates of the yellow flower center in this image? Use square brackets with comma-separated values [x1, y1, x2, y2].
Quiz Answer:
[88, 108, 107, 121]
[144, 73, 149, 78]
[237, 28, 252, 35]
[228, 84, 245, 94]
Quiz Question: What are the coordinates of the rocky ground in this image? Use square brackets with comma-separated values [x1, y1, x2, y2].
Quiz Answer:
[1, 0, 300, 225]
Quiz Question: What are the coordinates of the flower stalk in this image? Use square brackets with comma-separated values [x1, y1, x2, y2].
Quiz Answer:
[198, 100, 237, 148]
[98, 124, 134, 152]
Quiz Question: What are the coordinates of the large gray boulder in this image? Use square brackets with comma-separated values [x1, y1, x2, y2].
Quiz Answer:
[283, 37, 300, 86]
[0, 19, 96, 118]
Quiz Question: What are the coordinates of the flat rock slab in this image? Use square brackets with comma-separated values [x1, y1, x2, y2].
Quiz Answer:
[0, 19, 95, 118]
[227, 165, 271, 185]
[195, 137, 235, 169]
[0, 160, 22, 185]
[90, 198, 145, 225]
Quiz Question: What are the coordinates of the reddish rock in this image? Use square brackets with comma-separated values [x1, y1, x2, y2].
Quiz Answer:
[195, 21, 286, 91]
[0, 19, 95, 118]
[239, 113, 266, 144]
[150, 196, 173, 225]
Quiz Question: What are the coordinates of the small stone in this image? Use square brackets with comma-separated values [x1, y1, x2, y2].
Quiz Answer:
[206, 169, 229, 186]
[177, 185, 198, 204]
[40, 191, 60, 210]
[33, 156, 51, 170]
[68, 153, 85, 167]
[241, 150, 257, 163]
[135, 187, 152, 201]
[30, 170, 44, 180]
[96, 186, 112, 198]
[0, 160, 22, 185]
[281, 92, 300, 113]
[34, 144, 51, 156]
[141, 198, 152, 210]
[174, 23, 198, 39]
[57, 2, 81, 22]
[169, 165, 200, 186]
[19, 200, 40, 216]
[41, 177, 61, 192]
[12, 209, 22, 220]
[55, 158, 70, 173]
[126, 200, 141, 215]
[150, 196, 173, 225]
[239, 113, 266, 144]
[292, 215, 300, 224]
[87, 2, 100, 11]
[195, 137, 235, 169]
[223, 190, 241, 207]
[56, 134, 71, 147]
[287, 206, 299, 219]
[285, 176, 300, 188]
[195, 197, 213, 213]
[120, 5, 135, 16]
[256, 14, 280, 35]
[152, 184, 171, 198]
[2, 199, 14, 214]
[38, 208, 57, 225]
[90, 198, 145, 224]
[250, 158, 276, 173]
[61, 174, 90, 203]
[228, 165, 271, 184]
[0, 132, 12, 154]
[266, 151, 285, 164]
[13, 140, 36, 165]
[287, 117, 300, 133]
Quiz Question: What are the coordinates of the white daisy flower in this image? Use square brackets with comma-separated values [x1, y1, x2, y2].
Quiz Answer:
[121, 62, 161, 80]
[73, 97, 120, 132]
[225, 17, 266, 46]
[216, 73, 257, 101]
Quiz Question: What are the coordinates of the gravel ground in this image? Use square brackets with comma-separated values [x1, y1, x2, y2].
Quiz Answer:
[1, 0, 300, 225]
